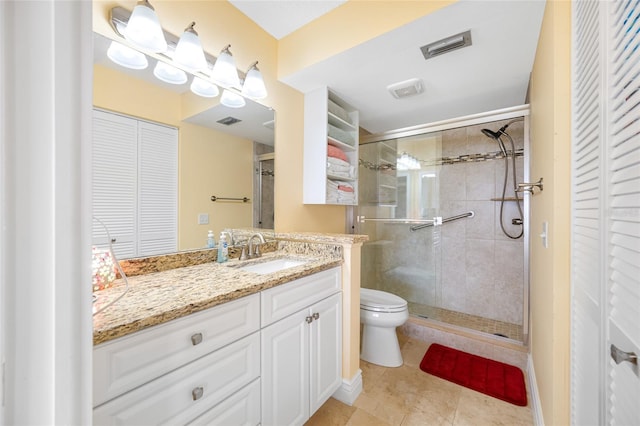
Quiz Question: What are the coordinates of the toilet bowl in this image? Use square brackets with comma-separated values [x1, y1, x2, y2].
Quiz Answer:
[360, 288, 409, 367]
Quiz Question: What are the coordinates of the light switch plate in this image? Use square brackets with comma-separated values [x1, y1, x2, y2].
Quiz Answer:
[198, 213, 209, 225]
[540, 221, 549, 248]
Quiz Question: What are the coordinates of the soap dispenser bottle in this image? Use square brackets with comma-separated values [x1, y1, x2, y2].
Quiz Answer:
[207, 230, 215, 248]
[217, 232, 228, 263]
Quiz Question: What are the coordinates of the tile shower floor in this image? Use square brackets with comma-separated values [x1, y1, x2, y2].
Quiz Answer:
[408, 302, 524, 342]
[305, 333, 533, 426]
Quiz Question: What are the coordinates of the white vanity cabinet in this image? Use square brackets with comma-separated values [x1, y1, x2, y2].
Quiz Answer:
[261, 267, 343, 426]
[93, 266, 343, 426]
[93, 293, 261, 425]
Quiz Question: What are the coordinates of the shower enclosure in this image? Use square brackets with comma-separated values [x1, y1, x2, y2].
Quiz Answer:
[254, 143, 275, 229]
[354, 108, 530, 343]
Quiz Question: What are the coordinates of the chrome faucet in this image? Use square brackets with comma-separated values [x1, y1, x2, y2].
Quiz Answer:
[247, 233, 265, 258]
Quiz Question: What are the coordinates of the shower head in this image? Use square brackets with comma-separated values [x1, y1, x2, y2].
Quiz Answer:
[481, 128, 502, 139]
[481, 127, 508, 156]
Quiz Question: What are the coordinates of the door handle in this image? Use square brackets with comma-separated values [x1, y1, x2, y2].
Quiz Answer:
[610, 344, 638, 365]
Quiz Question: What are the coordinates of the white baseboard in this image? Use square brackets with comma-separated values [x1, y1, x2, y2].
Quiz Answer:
[332, 369, 363, 406]
[527, 355, 544, 426]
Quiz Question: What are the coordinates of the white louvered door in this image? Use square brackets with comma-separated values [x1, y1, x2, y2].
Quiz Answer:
[92, 110, 177, 258]
[571, 0, 605, 423]
[572, 1, 640, 424]
[606, 1, 640, 424]
[137, 121, 178, 256]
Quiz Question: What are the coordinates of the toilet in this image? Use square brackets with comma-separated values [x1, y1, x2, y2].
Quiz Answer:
[360, 288, 409, 367]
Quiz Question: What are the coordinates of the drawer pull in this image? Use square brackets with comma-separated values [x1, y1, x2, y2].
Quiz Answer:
[305, 316, 313, 324]
[191, 333, 203, 346]
[312, 312, 320, 320]
[192, 386, 204, 401]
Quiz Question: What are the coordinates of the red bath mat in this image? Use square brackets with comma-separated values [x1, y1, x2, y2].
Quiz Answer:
[419, 343, 527, 406]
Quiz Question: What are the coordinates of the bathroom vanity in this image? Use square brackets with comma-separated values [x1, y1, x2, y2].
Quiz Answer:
[92, 250, 343, 426]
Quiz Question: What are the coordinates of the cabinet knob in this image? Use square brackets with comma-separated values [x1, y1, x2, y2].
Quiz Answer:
[192, 386, 204, 401]
[312, 312, 320, 320]
[191, 333, 203, 346]
[111, 238, 116, 243]
[305, 316, 313, 324]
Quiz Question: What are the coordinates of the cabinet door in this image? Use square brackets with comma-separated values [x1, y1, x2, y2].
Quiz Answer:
[309, 293, 342, 414]
[261, 309, 310, 426]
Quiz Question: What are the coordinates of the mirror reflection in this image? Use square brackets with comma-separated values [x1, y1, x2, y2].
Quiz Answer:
[92, 32, 275, 259]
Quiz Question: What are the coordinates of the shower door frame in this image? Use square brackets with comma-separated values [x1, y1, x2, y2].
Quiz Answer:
[348, 104, 531, 345]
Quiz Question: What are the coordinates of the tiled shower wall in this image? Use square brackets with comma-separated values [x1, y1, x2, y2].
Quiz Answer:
[360, 118, 526, 327]
[439, 119, 525, 325]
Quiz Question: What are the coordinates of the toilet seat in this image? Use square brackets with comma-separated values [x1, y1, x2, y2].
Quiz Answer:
[360, 288, 408, 313]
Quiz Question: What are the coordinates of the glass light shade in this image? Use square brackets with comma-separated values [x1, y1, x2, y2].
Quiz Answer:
[153, 61, 187, 85]
[124, 0, 167, 53]
[190, 77, 219, 98]
[173, 23, 207, 71]
[107, 41, 148, 70]
[241, 65, 267, 99]
[211, 47, 240, 88]
[220, 89, 246, 108]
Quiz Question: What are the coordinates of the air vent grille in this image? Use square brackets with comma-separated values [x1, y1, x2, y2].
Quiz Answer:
[217, 116, 242, 126]
[420, 30, 472, 60]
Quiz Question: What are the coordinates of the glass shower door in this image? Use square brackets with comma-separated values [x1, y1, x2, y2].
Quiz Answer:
[356, 133, 443, 317]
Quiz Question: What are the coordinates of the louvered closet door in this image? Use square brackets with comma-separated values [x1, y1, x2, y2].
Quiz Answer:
[137, 122, 177, 256]
[606, 1, 640, 424]
[571, 0, 605, 423]
[92, 110, 138, 259]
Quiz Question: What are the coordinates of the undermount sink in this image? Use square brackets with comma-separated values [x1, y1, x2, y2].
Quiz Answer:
[237, 257, 309, 275]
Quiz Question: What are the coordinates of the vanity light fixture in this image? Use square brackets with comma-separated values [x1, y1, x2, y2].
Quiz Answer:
[109, 4, 268, 98]
[153, 60, 188, 85]
[107, 40, 148, 70]
[190, 76, 220, 98]
[241, 61, 268, 100]
[220, 89, 246, 108]
[173, 22, 207, 72]
[211, 45, 241, 88]
[123, 0, 167, 53]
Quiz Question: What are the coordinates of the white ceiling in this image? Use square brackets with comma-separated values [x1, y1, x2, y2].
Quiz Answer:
[230, 0, 546, 134]
[228, 0, 347, 40]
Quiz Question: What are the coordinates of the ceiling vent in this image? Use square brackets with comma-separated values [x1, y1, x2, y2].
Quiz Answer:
[420, 30, 472, 60]
[387, 78, 424, 99]
[217, 116, 242, 126]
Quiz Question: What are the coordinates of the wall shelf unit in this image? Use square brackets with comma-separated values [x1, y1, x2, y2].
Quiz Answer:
[303, 86, 359, 205]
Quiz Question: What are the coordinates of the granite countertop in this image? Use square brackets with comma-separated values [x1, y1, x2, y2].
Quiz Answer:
[93, 252, 342, 345]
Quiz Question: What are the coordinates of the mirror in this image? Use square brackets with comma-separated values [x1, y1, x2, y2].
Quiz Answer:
[92, 32, 275, 258]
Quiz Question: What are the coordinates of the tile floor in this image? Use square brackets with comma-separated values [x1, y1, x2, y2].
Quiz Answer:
[305, 333, 533, 426]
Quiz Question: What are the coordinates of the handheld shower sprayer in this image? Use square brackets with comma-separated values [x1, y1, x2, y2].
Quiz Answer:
[480, 120, 524, 239]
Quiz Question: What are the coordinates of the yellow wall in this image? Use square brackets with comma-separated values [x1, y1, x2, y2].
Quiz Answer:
[93, 64, 253, 249]
[178, 122, 253, 249]
[529, 1, 572, 425]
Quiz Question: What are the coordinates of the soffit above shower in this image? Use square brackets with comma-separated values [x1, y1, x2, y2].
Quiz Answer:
[275, 1, 545, 135]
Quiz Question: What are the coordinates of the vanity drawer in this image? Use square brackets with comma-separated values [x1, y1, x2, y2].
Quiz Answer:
[93, 332, 260, 425]
[187, 378, 261, 426]
[261, 267, 341, 326]
[94, 293, 260, 406]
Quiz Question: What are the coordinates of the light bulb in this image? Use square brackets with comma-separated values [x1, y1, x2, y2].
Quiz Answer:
[241, 62, 267, 99]
[107, 41, 148, 70]
[211, 45, 240, 88]
[190, 77, 219, 98]
[153, 61, 187, 85]
[220, 89, 246, 108]
[124, 0, 167, 53]
[173, 22, 208, 72]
